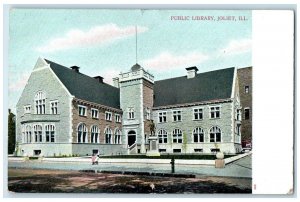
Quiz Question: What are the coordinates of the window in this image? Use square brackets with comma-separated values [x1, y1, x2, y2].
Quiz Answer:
[193, 127, 204, 143]
[210, 126, 221, 143]
[24, 105, 31, 114]
[193, 108, 203, 120]
[173, 149, 181, 153]
[50, 101, 58, 114]
[22, 125, 32, 143]
[91, 108, 98, 119]
[115, 114, 121, 123]
[173, 110, 182, 122]
[91, 125, 99, 143]
[78, 105, 87, 116]
[159, 149, 166, 153]
[128, 108, 135, 119]
[145, 108, 151, 120]
[172, 129, 183, 143]
[45, 125, 55, 142]
[158, 129, 168, 144]
[194, 149, 203, 153]
[77, 123, 87, 143]
[158, 112, 167, 123]
[236, 109, 242, 121]
[245, 108, 250, 120]
[245, 86, 250, 94]
[114, 129, 121, 144]
[33, 125, 43, 142]
[105, 111, 112, 121]
[105, 128, 112, 144]
[35, 92, 46, 114]
[210, 106, 220, 119]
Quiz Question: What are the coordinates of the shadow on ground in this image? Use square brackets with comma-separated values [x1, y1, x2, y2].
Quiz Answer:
[8, 168, 252, 194]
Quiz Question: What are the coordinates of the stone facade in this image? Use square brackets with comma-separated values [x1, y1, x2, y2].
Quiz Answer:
[153, 100, 241, 154]
[237, 67, 252, 144]
[16, 59, 72, 156]
[15, 58, 244, 156]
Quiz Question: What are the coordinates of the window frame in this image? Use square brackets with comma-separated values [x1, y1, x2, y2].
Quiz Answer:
[209, 126, 222, 143]
[50, 100, 58, 115]
[244, 107, 250, 120]
[34, 91, 46, 115]
[245, 85, 250, 94]
[91, 108, 99, 119]
[193, 107, 203, 121]
[172, 128, 183, 144]
[115, 114, 121, 123]
[158, 129, 168, 144]
[24, 105, 31, 114]
[172, 110, 182, 122]
[90, 125, 99, 143]
[158, 111, 167, 123]
[45, 124, 55, 143]
[128, 108, 135, 120]
[193, 127, 205, 143]
[105, 111, 112, 121]
[33, 124, 43, 143]
[78, 105, 87, 117]
[209, 106, 221, 119]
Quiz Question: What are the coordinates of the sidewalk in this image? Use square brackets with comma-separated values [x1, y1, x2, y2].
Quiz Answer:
[8, 154, 252, 178]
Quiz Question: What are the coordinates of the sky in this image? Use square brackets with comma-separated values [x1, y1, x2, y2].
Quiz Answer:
[8, 9, 252, 112]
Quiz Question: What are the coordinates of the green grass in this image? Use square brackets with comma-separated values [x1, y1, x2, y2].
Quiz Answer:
[99, 154, 235, 160]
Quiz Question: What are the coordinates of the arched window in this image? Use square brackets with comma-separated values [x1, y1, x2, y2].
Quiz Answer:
[128, 108, 135, 119]
[193, 127, 204, 143]
[172, 129, 182, 143]
[35, 92, 46, 114]
[45, 125, 55, 142]
[91, 125, 99, 143]
[77, 123, 87, 143]
[210, 126, 221, 143]
[105, 127, 112, 144]
[158, 129, 168, 144]
[25, 125, 32, 143]
[33, 125, 42, 142]
[114, 129, 121, 144]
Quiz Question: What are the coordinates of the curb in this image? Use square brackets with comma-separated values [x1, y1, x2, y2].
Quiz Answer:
[79, 169, 196, 178]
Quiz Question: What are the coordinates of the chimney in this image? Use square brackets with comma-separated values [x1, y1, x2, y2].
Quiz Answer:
[186, 66, 199, 79]
[70, 66, 80, 73]
[94, 76, 104, 83]
[113, 77, 119, 88]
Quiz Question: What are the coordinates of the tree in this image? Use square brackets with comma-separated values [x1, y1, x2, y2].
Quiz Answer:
[8, 109, 16, 154]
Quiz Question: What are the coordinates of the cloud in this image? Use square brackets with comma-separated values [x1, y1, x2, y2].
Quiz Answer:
[9, 72, 30, 92]
[36, 24, 148, 53]
[141, 51, 208, 72]
[220, 38, 252, 56]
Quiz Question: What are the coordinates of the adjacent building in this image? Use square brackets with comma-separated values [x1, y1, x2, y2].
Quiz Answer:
[15, 58, 244, 156]
[237, 67, 252, 148]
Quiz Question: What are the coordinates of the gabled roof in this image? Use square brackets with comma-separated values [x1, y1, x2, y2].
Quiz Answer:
[45, 59, 120, 109]
[153, 67, 235, 107]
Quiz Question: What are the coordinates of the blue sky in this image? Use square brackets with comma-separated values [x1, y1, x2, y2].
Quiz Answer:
[8, 9, 252, 112]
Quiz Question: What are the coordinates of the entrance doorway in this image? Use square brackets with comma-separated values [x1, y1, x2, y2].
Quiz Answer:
[128, 130, 136, 147]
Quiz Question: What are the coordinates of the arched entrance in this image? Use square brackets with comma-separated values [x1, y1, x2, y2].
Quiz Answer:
[127, 130, 136, 147]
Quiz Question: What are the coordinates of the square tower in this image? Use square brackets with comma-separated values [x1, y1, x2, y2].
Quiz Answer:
[116, 64, 154, 154]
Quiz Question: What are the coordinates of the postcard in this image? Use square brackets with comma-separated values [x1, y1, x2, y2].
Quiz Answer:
[5, 8, 294, 196]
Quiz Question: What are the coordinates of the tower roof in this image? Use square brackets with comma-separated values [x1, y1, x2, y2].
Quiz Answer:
[131, 63, 142, 72]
